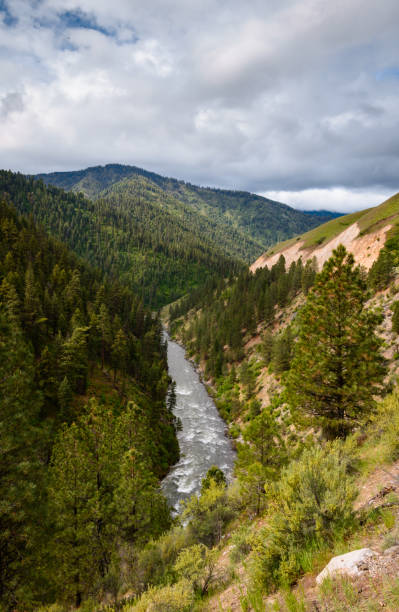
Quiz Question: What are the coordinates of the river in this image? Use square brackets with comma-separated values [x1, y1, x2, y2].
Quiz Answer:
[161, 334, 236, 513]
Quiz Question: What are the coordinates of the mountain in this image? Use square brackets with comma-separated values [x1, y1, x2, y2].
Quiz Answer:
[251, 192, 399, 273]
[38, 163, 341, 262]
[0, 170, 243, 308]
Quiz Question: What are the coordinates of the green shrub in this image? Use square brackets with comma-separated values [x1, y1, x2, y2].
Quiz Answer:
[376, 389, 399, 461]
[174, 543, 218, 595]
[250, 442, 357, 591]
[125, 579, 193, 611]
[131, 527, 193, 592]
[230, 525, 252, 563]
[182, 479, 237, 547]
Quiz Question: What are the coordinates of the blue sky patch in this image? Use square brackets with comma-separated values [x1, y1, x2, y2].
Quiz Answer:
[0, 0, 18, 26]
[58, 9, 113, 36]
[376, 67, 399, 81]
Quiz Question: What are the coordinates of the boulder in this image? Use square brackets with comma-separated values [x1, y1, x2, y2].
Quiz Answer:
[316, 548, 378, 584]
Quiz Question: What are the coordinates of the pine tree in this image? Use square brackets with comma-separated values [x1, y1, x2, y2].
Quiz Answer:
[61, 325, 89, 394]
[286, 245, 386, 438]
[111, 327, 129, 384]
[48, 422, 98, 607]
[0, 310, 42, 606]
[58, 376, 73, 418]
[392, 300, 399, 334]
[113, 448, 171, 545]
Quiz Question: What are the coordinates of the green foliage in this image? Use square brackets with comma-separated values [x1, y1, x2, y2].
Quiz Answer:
[250, 442, 357, 591]
[230, 525, 252, 563]
[125, 579, 194, 612]
[131, 527, 193, 593]
[39, 163, 338, 261]
[174, 256, 313, 386]
[182, 480, 237, 547]
[237, 407, 286, 515]
[174, 543, 218, 595]
[271, 327, 293, 375]
[368, 248, 395, 290]
[374, 388, 399, 461]
[0, 170, 244, 308]
[0, 309, 43, 607]
[201, 466, 227, 493]
[286, 245, 387, 439]
[0, 190, 180, 608]
[47, 399, 173, 606]
[392, 300, 399, 334]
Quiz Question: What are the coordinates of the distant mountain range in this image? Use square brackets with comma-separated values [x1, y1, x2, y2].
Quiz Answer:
[38, 164, 341, 260]
[1, 164, 340, 308]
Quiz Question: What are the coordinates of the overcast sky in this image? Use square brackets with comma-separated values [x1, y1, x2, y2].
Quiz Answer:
[1, 0, 399, 212]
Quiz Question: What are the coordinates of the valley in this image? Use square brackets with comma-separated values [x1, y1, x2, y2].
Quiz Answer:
[2, 168, 399, 611]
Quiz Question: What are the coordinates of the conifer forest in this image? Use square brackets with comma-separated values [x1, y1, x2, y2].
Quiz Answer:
[2, 2, 399, 609]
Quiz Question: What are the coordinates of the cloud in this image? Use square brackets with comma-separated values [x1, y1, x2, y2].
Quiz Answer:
[260, 187, 393, 214]
[0, 0, 398, 210]
[0, 90, 24, 117]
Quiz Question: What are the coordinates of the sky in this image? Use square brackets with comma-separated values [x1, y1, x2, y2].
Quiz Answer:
[1, 1, 399, 212]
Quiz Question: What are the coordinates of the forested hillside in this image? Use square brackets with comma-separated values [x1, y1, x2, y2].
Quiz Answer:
[0, 171, 242, 308]
[150, 238, 399, 611]
[144, 191, 399, 610]
[0, 194, 179, 608]
[39, 163, 340, 261]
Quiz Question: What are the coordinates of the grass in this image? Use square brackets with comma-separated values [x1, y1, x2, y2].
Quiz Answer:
[317, 574, 399, 611]
[358, 193, 399, 235]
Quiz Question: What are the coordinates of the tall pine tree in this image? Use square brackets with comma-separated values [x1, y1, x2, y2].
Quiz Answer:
[286, 245, 386, 438]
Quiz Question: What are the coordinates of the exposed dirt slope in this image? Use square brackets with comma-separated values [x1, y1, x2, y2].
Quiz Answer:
[251, 192, 399, 274]
[251, 221, 391, 273]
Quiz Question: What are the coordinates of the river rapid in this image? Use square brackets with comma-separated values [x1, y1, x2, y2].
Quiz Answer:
[161, 334, 236, 513]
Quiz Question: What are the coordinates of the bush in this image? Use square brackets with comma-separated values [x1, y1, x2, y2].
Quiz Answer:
[125, 579, 193, 612]
[251, 442, 357, 591]
[131, 527, 193, 593]
[182, 479, 237, 547]
[230, 525, 252, 563]
[376, 389, 399, 461]
[174, 543, 218, 595]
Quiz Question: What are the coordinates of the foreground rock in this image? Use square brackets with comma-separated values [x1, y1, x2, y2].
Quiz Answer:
[316, 548, 378, 584]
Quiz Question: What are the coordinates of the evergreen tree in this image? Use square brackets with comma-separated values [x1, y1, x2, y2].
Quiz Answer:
[272, 327, 293, 374]
[61, 325, 89, 394]
[111, 327, 129, 383]
[0, 310, 42, 607]
[113, 449, 171, 545]
[48, 422, 99, 607]
[286, 245, 386, 438]
[238, 407, 286, 515]
[260, 330, 274, 365]
[392, 300, 399, 334]
[201, 466, 227, 493]
[58, 376, 73, 417]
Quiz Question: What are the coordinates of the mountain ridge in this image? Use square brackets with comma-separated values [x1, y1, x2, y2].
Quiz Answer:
[37, 163, 342, 259]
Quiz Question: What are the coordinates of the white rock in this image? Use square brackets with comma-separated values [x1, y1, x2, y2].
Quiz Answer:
[316, 548, 378, 584]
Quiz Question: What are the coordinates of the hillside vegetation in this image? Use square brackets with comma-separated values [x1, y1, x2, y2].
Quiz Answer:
[151, 237, 399, 611]
[0, 171, 242, 308]
[0, 193, 179, 608]
[38, 163, 340, 262]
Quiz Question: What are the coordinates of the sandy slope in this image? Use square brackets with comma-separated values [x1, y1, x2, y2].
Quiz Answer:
[250, 222, 392, 273]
